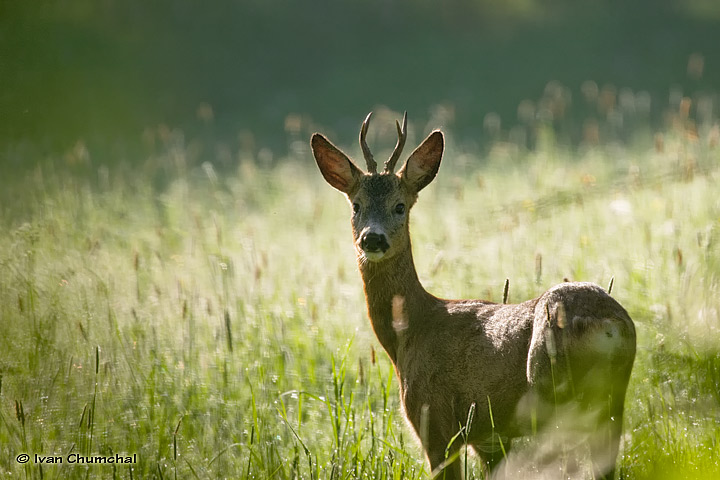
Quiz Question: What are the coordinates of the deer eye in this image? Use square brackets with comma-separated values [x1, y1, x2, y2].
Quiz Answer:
[352, 203, 361, 215]
[394, 203, 406, 215]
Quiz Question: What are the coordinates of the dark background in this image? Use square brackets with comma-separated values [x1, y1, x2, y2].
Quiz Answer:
[2, 0, 719, 166]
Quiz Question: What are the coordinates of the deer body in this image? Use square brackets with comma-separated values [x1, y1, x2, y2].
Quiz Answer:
[312, 113, 636, 479]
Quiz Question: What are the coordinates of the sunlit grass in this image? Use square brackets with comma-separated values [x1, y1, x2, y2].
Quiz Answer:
[0, 118, 719, 479]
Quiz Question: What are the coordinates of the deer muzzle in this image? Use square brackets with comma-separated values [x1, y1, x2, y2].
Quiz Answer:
[359, 230, 390, 260]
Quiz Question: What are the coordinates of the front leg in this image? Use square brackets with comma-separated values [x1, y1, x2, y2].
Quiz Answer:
[406, 400, 464, 480]
[426, 433, 462, 480]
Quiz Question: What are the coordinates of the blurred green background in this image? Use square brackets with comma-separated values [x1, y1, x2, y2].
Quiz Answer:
[3, 0, 720, 165]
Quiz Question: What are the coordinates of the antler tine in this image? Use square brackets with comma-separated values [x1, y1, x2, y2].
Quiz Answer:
[360, 112, 377, 174]
[384, 111, 408, 173]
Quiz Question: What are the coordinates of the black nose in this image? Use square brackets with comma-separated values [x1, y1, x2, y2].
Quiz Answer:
[361, 232, 389, 253]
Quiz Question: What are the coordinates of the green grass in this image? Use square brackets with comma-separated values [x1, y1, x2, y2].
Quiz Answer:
[1, 115, 719, 479]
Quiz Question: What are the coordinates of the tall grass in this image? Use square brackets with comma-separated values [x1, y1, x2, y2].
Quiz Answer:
[1, 111, 719, 478]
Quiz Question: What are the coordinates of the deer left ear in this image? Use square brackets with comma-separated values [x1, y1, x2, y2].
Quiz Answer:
[398, 130, 444, 193]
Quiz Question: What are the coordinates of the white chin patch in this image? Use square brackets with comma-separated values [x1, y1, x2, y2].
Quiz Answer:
[362, 251, 386, 262]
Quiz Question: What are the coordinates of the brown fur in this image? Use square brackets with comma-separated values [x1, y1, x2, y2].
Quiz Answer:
[311, 116, 636, 479]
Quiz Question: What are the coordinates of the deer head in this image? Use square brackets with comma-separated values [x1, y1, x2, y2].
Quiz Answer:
[311, 112, 444, 264]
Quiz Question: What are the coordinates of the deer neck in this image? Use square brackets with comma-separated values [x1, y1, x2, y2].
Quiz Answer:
[358, 241, 433, 364]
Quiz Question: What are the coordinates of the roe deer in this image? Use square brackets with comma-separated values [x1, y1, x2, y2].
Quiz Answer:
[311, 112, 636, 479]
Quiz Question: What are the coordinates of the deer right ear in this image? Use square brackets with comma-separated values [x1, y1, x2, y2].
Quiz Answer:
[311, 134, 363, 195]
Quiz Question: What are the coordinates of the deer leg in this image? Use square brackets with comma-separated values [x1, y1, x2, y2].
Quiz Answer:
[426, 442, 462, 480]
[422, 421, 463, 480]
[407, 400, 464, 479]
[469, 436, 508, 475]
[587, 403, 624, 480]
[577, 361, 631, 480]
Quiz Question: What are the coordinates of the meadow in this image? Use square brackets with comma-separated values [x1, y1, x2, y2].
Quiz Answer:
[1, 98, 719, 479]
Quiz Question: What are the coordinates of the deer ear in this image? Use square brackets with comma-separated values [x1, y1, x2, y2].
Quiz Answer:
[399, 130, 443, 192]
[311, 133, 363, 194]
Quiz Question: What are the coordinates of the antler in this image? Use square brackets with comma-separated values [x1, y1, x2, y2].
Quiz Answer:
[383, 111, 408, 174]
[359, 112, 377, 174]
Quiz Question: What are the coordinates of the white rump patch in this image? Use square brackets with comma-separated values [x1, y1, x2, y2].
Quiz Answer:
[580, 317, 622, 355]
